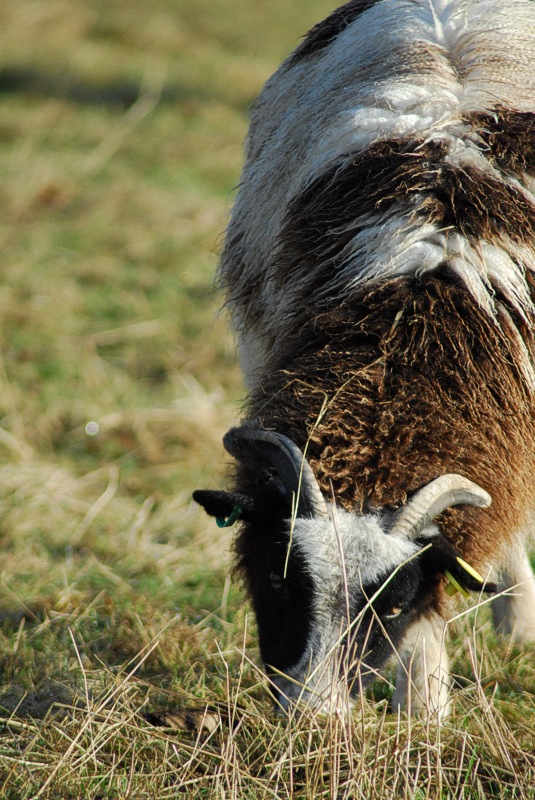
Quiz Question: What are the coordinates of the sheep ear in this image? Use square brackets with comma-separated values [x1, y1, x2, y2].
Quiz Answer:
[193, 490, 254, 525]
[418, 532, 497, 596]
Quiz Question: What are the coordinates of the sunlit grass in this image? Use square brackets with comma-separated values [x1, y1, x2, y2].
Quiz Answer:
[0, 0, 533, 796]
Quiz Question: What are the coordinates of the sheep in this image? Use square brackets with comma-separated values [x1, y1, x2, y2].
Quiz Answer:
[194, 0, 535, 717]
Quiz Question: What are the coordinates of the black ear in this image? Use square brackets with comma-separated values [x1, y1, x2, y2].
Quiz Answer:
[193, 490, 254, 522]
[418, 533, 497, 596]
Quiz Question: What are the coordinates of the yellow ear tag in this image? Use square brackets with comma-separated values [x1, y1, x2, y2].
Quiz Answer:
[444, 571, 470, 599]
[456, 557, 484, 584]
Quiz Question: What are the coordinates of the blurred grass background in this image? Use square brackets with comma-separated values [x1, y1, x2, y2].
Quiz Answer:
[0, 1, 534, 797]
[0, 0, 332, 615]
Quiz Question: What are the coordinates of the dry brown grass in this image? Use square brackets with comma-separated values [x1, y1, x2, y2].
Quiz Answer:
[0, 0, 533, 797]
[1, 613, 535, 799]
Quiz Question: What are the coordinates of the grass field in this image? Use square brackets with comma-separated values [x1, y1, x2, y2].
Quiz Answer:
[0, 1, 534, 797]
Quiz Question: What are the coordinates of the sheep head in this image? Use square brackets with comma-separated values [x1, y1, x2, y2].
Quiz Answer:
[194, 427, 495, 712]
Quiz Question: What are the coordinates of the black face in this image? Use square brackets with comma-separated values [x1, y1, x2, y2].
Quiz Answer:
[256, 538, 431, 696]
[231, 478, 315, 678]
[255, 550, 427, 707]
[193, 482, 496, 706]
[256, 545, 432, 706]
[248, 524, 314, 678]
[193, 478, 314, 678]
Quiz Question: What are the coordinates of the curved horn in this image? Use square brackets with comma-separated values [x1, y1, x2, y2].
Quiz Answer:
[389, 474, 491, 540]
[223, 426, 328, 519]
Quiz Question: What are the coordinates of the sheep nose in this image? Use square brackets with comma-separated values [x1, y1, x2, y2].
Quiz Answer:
[268, 676, 293, 715]
[272, 698, 290, 717]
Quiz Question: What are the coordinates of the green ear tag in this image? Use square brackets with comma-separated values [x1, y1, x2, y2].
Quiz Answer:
[216, 505, 243, 528]
[444, 570, 470, 599]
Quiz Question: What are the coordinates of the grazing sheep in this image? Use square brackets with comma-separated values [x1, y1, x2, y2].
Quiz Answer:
[194, 0, 535, 717]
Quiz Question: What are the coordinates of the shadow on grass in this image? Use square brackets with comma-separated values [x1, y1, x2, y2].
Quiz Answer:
[0, 65, 254, 110]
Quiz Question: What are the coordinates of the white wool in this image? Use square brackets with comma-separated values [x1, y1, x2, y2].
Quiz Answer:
[221, 0, 535, 387]
[291, 508, 419, 600]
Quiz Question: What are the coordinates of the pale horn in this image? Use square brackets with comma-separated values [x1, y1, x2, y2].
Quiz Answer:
[389, 474, 491, 540]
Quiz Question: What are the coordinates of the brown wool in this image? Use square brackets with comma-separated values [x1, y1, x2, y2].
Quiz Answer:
[245, 276, 535, 568]
[467, 107, 535, 177]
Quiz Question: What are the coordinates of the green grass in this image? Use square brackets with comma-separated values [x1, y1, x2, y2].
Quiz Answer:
[0, 0, 534, 797]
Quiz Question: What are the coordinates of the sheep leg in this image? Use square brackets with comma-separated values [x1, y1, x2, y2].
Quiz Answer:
[392, 612, 451, 719]
[492, 547, 535, 643]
